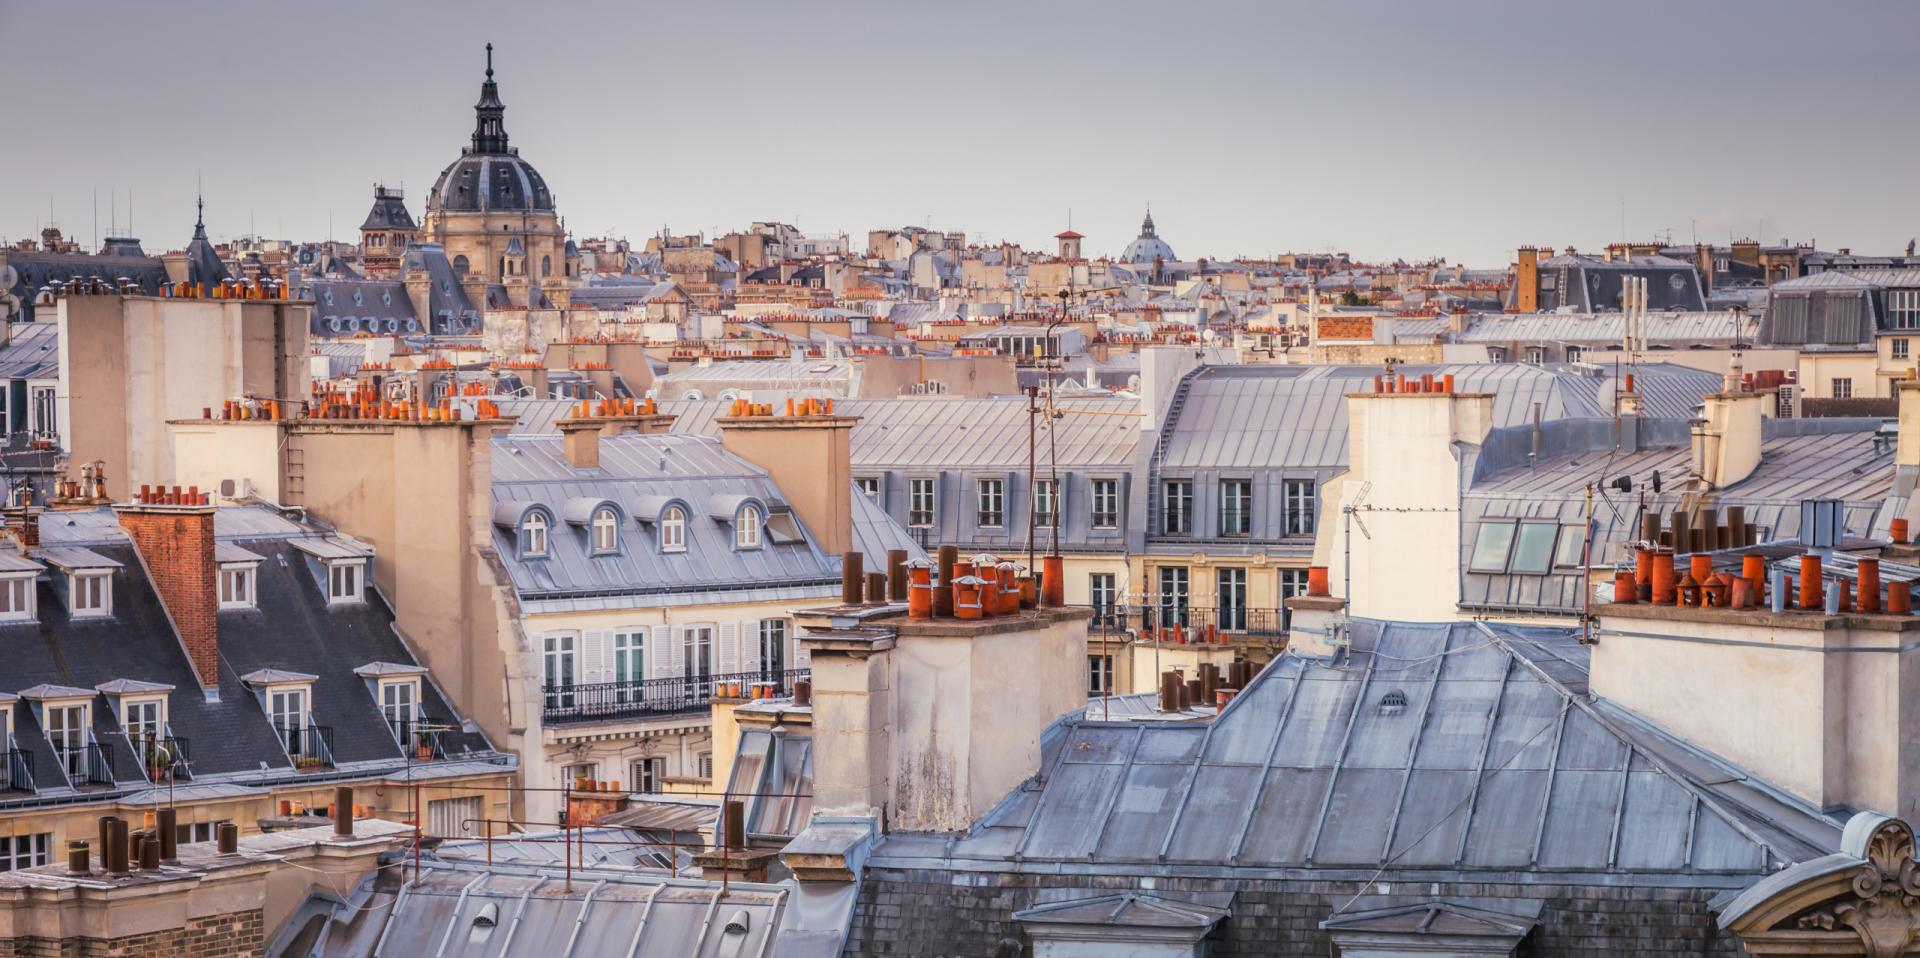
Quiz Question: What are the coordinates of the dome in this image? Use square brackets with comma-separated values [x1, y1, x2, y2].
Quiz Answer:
[1120, 208, 1176, 263]
[425, 45, 555, 216]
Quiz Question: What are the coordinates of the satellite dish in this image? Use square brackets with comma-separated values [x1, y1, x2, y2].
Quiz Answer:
[1201, 329, 1217, 344]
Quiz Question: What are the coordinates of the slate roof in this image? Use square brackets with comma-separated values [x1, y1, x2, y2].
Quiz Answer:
[881, 620, 1839, 886]
[490, 434, 842, 599]
[0, 505, 496, 803]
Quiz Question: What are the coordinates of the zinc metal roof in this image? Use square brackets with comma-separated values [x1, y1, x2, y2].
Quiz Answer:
[0, 322, 59, 380]
[1453, 310, 1757, 345]
[924, 620, 1836, 884]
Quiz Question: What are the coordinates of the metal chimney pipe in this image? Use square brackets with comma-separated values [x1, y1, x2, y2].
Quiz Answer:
[333, 786, 355, 838]
[107, 818, 130, 874]
[98, 816, 115, 868]
[67, 841, 89, 875]
[216, 822, 239, 856]
[724, 800, 747, 850]
[886, 549, 909, 601]
[865, 572, 887, 604]
[841, 552, 864, 605]
[138, 832, 160, 870]
[156, 808, 178, 862]
[933, 546, 958, 617]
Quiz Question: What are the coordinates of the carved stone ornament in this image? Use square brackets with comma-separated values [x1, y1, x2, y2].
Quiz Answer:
[1721, 812, 1920, 957]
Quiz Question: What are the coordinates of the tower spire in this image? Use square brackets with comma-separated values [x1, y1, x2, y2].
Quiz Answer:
[471, 43, 509, 153]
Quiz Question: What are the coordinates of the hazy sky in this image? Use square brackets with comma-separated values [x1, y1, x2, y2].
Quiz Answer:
[4, 0, 1918, 266]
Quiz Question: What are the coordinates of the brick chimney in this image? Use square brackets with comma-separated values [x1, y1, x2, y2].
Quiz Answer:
[718, 409, 855, 557]
[559, 420, 601, 470]
[116, 499, 219, 690]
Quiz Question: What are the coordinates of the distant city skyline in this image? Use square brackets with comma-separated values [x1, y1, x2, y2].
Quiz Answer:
[4, 0, 1918, 266]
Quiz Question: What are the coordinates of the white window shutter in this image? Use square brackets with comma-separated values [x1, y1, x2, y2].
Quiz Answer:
[653, 629, 679, 680]
[742, 620, 762, 673]
[582, 630, 608, 685]
[718, 621, 740, 675]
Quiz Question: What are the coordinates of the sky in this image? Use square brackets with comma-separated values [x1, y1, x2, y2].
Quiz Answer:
[4, 0, 1918, 267]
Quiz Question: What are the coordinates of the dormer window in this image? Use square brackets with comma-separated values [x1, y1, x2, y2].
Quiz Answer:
[736, 506, 762, 549]
[70, 572, 110, 618]
[327, 560, 365, 604]
[592, 507, 619, 553]
[661, 506, 687, 553]
[0, 572, 35, 623]
[219, 563, 257, 610]
[522, 511, 549, 557]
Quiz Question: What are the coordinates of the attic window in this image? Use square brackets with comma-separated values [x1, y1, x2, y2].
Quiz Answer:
[219, 563, 257, 610]
[1378, 690, 1408, 714]
[660, 506, 687, 553]
[69, 571, 110, 618]
[327, 560, 365, 605]
[736, 506, 762, 550]
[0, 573, 35, 623]
[1468, 520, 1517, 573]
[522, 511, 550, 558]
[591, 507, 619, 553]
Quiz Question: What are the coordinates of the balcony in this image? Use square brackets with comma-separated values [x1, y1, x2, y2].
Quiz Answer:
[130, 734, 191, 784]
[1100, 603, 1292, 639]
[55, 742, 115, 787]
[543, 668, 810, 724]
[274, 721, 337, 771]
[1, 747, 32, 792]
[390, 717, 447, 762]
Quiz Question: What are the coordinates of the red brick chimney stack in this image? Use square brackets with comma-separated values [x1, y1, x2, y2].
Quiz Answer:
[115, 497, 220, 689]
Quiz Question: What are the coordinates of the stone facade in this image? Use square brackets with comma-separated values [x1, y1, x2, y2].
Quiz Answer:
[846, 868, 1742, 957]
[0, 908, 264, 958]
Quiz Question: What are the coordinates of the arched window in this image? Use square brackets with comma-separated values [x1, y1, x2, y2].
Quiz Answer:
[592, 507, 619, 553]
[522, 511, 549, 557]
[736, 507, 762, 549]
[542, 255, 552, 277]
[661, 507, 687, 553]
[453, 255, 469, 275]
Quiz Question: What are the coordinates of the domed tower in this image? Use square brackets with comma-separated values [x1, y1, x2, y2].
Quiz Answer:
[358, 184, 416, 277]
[1120, 206, 1177, 264]
[421, 44, 566, 305]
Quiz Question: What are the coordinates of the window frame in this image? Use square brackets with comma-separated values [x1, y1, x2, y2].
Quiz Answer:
[69, 570, 111, 618]
[1163, 480, 1193, 535]
[735, 506, 762, 550]
[1507, 520, 1561, 575]
[543, 633, 578, 710]
[1283, 479, 1317, 536]
[1832, 377, 1853, 400]
[1468, 520, 1519, 574]
[1088, 654, 1114, 695]
[1218, 479, 1252, 536]
[908, 478, 936, 528]
[379, 678, 419, 744]
[1034, 479, 1059, 530]
[1157, 565, 1189, 627]
[521, 511, 549, 558]
[660, 506, 688, 553]
[326, 559, 366, 605]
[1553, 523, 1590, 570]
[0, 833, 50, 872]
[855, 477, 881, 502]
[976, 478, 1005, 529]
[218, 562, 257, 610]
[591, 507, 620, 554]
[0, 573, 35, 623]
[1090, 478, 1120, 529]
[1217, 566, 1248, 630]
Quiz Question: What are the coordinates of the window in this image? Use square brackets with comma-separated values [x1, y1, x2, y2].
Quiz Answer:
[1566, 346, 1584, 364]
[1832, 377, 1854, 399]
[1217, 567, 1247, 630]
[562, 762, 599, 787]
[976, 479, 1004, 528]
[1890, 289, 1920, 330]
[1508, 521, 1560, 575]
[1526, 347, 1546, 364]
[1091, 479, 1119, 529]
[269, 688, 309, 757]
[591, 507, 619, 553]
[1032, 479, 1059, 529]
[697, 752, 714, 780]
[380, 680, 417, 745]
[613, 629, 645, 685]
[47, 704, 86, 780]
[453, 255, 469, 275]
[759, 619, 788, 679]
[1280, 568, 1309, 601]
[1088, 654, 1114, 695]
[328, 561, 365, 604]
[522, 511, 549, 557]
[908, 478, 936, 527]
[1219, 480, 1251, 536]
[660, 506, 687, 552]
[1090, 573, 1117, 627]
[0, 834, 49, 872]
[1553, 523, 1589, 570]
[68, 571, 110, 617]
[1157, 566, 1189, 627]
[543, 634, 577, 710]
[1284, 480, 1317, 536]
[30, 386, 55, 439]
[1468, 521, 1518, 573]
[856, 477, 880, 502]
[1895, 339, 1911, 361]
[123, 698, 164, 761]
[219, 564, 256, 609]
[736, 507, 762, 549]
[1163, 480, 1193, 535]
[682, 626, 714, 696]
[0, 575, 34, 623]
[631, 757, 665, 794]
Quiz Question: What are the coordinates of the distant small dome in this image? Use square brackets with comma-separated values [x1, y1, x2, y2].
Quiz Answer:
[425, 45, 555, 216]
[1120, 208, 1176, 263]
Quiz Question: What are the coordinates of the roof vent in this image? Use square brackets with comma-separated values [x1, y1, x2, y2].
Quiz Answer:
[1378, 689, 1408, 714]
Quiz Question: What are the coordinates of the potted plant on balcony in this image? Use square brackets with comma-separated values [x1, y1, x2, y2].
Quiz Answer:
[145, 741, 172, 783]
[295, 754, 326, 770]
[414, 729, 434, 760]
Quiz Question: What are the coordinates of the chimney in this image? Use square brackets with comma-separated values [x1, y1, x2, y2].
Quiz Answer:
[1695, 243, 1715, 296]
[1325, 380, 1494, 621]
[559, 420, 601, 469]
[1691, 371, 1766, 490]
[1897, 380, 1920, 468]
[796, 604, 1091, 832]
[718, 406, 855, 557]
[116, 497, 220, 690]
[1512, 246, 1539, 313]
